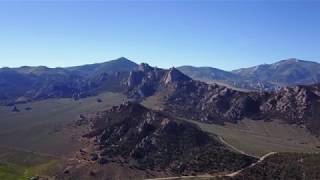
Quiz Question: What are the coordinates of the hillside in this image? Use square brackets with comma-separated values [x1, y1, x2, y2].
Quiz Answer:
[177, 66, 238, 83]
[62, 102, 256, 179]
[177, 66, 265, 91]
[67, 57, 138, 77]
[0, 57, 137, 105]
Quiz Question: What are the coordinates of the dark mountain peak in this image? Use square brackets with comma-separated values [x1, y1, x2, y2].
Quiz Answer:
[111, 101, 147, 114]
[115, 57, 131, 62]
[101, 57, 137, 68]
[69, 57, 138, 77]
[163, 67, 191, 84]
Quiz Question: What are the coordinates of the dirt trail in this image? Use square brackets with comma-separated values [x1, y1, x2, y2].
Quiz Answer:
[225, 151, 276, 177]
[0, 145, 65, 159]
[144, 175, 216, 180]
[218, 136, 257, 158]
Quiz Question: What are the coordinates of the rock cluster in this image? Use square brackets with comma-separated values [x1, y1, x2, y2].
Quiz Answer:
[163, 79, 320, 134]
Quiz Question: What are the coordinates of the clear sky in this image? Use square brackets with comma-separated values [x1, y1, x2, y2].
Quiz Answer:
[0, 1, 320, 70]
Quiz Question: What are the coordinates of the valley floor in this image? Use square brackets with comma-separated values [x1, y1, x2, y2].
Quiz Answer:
[184, 118, 320, 157]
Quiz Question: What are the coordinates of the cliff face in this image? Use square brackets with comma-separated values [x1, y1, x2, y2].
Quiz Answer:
[260, 85, 320, 134]
[83, 103, 256, 175]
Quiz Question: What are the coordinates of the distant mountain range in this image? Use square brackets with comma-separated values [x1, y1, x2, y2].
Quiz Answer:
[178, 58, 320, 91]
[1, 57, 320, 103]
[1, 57, 319, 103]
[1, 57, 320, 132]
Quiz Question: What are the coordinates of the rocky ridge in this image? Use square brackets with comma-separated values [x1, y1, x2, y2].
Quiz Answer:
[121, 64, 320, 135]
[163, 78, 320, 135]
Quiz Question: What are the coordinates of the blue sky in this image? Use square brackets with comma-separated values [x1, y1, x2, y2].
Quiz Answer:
[0, 1, 319, 70]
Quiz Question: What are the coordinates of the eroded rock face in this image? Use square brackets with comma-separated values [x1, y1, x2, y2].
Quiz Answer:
[138, 63, 153, 72]
[259, 85, 320, 134]
[260, 86, 311, 121]
[125, 65, 166, 99]
[83, 102, 256, 174]
[163, 80, 263, 124]
[163, 80, 320, 135]
[163, 67, 191, 85]
[127, 71, 144, 88]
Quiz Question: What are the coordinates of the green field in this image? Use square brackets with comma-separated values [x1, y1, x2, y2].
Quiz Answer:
[0, 92, 125, 178]
[0, 146, 62, 180]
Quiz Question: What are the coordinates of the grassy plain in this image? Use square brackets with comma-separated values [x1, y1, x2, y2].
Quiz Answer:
[0, 92, 125, 178]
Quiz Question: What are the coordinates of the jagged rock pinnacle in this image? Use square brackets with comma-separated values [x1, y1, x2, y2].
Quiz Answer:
[163, 67, 191, 84]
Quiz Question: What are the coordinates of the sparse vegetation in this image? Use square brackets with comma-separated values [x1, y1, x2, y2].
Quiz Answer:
[232, 152, 320, 180]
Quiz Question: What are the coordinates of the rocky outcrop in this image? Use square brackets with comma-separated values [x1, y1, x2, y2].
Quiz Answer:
[163, 80, 263, 124]
[163, 67, 191, 85]
[127, 71, 144, 88]
[260, 85, 320, 134]
[125, 64, 166, 99]
[83, 102, 256, 175]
